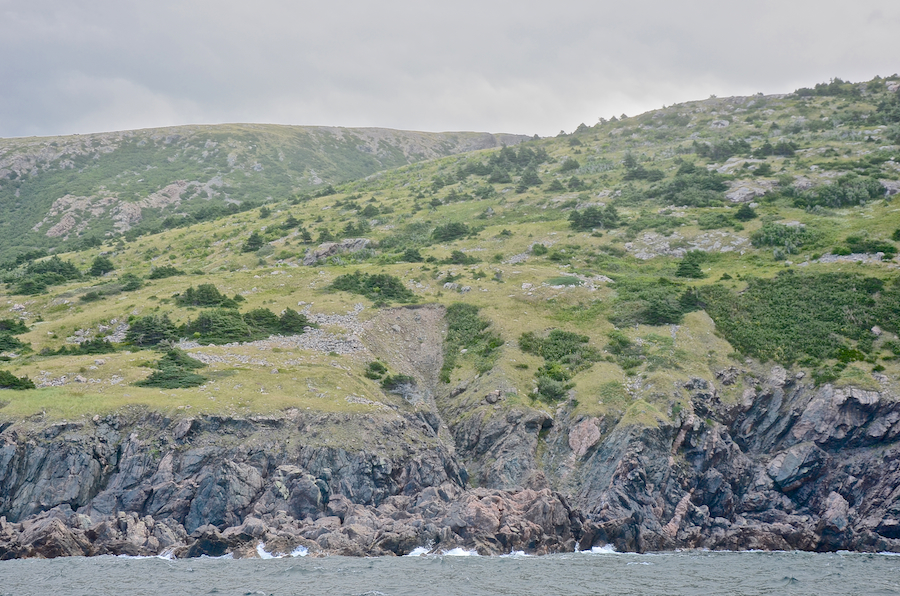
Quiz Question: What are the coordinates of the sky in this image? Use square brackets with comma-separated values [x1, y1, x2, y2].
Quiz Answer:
[1, 0, 898, 139]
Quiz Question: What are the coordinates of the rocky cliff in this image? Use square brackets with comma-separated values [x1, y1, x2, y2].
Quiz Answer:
[2, 361, 900, 559]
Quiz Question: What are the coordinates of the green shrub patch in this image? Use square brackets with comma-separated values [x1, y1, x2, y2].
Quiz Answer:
[135, 348, 206, 389]
[519, 329, 602, 401]
[0, 370, 35, 390]
[701, 272, 900, 366]
[440, 303, 503, 383]
[330, 271, 416, 304]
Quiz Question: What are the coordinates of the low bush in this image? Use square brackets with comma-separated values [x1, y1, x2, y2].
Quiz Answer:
[126, 314, 178, 347]
[330, 271, 416, 304]
[440, 303, 503, 383]
[0, 319, 28, 334]
[89, 256, 115, 277]
[519, 329, 602, 402]
[432, 222, 470, 242]
[175, 284, 239, 308]
[147, 265, 185, 279]
[701, 271, 900, 367]
[0, 370, 35, 390]
[185, 309, 251, 344]
[135, 348, 206, 389]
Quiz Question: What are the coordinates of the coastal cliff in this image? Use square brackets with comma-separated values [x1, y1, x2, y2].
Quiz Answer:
[2, 364, 899, 558]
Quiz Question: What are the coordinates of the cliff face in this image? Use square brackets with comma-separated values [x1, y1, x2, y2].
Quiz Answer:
[2, 361, 900, 559]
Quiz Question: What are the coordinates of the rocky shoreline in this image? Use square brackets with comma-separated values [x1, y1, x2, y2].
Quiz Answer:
[2, 364, 900, 559]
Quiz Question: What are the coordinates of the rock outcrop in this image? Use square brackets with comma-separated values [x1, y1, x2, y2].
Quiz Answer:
[2, 365, 900, 558]
[303, 238, 371, 265]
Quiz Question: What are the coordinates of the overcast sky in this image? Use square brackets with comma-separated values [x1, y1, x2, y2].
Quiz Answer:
[1, 1, 898, 139]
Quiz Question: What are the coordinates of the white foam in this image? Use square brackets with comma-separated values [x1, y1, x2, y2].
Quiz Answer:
[257, 543, 277, 559]
[500, 550, 530, 558]
[584, 544, 617, 554]
[405, 546, 431, 557]
[256, 542, 309, 559]
[441, 548, 479, 557]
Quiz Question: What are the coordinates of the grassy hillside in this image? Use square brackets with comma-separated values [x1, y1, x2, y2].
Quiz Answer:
[1, 76, 899, 428]
[0, 124, 528, 259]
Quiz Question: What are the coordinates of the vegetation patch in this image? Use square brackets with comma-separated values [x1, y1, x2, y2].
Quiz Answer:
[135, 348, 207, 389]
[330, 271, 416, 304]
[175, 284, 241, 308]
[0, 370, 35, 390]
[147, 265, 185, 279]
[701, 271, 900, 367]
[440, 303, 503, 383]
[608, 278, 700, 326]
[519, 329, 602, 401]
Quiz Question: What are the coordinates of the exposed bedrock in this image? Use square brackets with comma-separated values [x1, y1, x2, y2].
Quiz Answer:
[2, 366, 900, 558]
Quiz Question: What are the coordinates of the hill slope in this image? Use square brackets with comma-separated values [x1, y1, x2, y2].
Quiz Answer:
[0, 124, 528, 259]
[1, 76, 900, 557]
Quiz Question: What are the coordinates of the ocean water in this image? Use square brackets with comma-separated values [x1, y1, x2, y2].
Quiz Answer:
[1, 548, 899, 596]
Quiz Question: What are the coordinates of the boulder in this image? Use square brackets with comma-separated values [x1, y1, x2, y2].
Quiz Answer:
[303, 238, 370, 265]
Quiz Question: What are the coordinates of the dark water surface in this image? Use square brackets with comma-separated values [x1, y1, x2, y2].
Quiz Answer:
[2, 549, 899, 596]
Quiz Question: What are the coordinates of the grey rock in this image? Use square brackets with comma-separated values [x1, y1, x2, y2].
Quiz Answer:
[303, 238, 371, 266]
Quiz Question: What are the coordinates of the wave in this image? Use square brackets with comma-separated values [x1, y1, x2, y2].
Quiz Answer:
[499, 550, 530, 558]
[440, 548, 480, 557]
[579, 544, 617, 554]
[255, 543, 308, 559]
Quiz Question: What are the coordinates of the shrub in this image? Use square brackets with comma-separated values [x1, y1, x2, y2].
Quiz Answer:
[147, 265, 185, 279]
[243, 308, 281, 338]
[432, 222, 470, 242]
[185, 309, 251, 344]
[750, 223, 816, 253]
[700, 272, 898, 366]
[560, 158, 581, 172]
[89, 256, 115, 277]
[126, 314, 178, 347]
[649, 170, 728, 206]
[569, 205, 620, 231]
[175, 284, 237, 308]
[279, 308, 312, 334]
[80, 291, 104, 303]
[242, 231, 265, 253]
[443, 250, 478, 265]
[608, 278, 698, 326]
[365, 361, 388, 379]
[697, 212, 732, 230]
[605, 330, 645, 370]
[675, 252, 707, 278]
[119, 273, 143, 291]
[135, 348, 206, 389]
[0, 370, 35, 390]
[0, 319, 28, 334]
[46, 337, 117, 356]
[400, 248, 423, 262]
[547, 179, 566, 192]
[330, 271, 416, 304]
[844, 235, 897, 258]
[734, 204, 758, 221]
[0, 334, 26, 352]
[519, 329, 601, 401]
[440, 303, 503, 383]
[27, 256, 81, 280]
[381, 374, 415, 392]
[797, 174, 884, 208]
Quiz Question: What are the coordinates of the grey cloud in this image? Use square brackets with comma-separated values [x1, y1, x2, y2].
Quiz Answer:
[1, 0, 898, 138]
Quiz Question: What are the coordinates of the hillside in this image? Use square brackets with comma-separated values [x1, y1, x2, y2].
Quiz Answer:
[1, 76, 900, 558]
[0, 124, 528, 259]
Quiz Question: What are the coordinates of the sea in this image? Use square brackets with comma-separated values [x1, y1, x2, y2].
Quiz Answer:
[1, 546, 898, 596]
